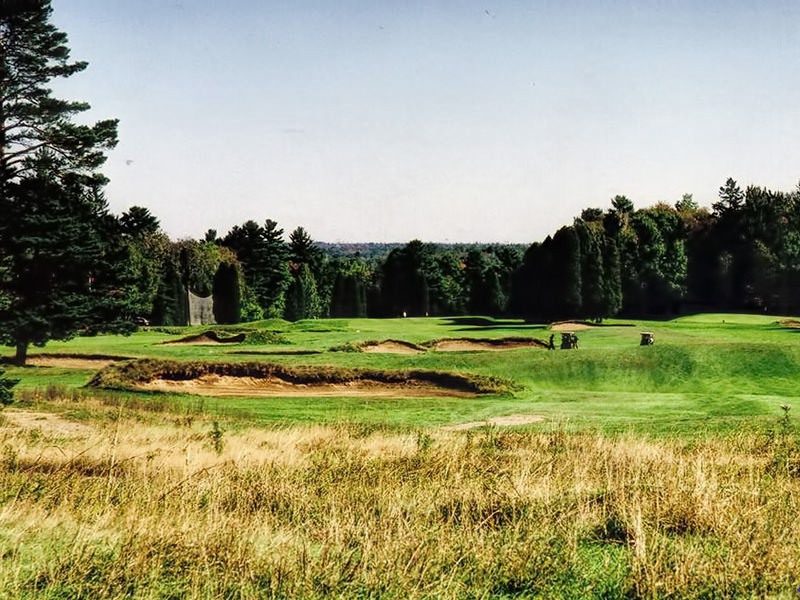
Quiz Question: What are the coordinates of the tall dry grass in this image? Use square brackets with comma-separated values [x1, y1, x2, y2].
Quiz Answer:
[1, 397, 799, 598]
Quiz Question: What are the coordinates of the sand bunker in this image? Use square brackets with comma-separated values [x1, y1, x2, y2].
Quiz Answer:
[138, 374, 477, 398]
[444, 414, 545, 430]
[362, 340, 424, 354]
[430, 338, 546, 352]
[26, 354, 129, 369]
[550, 322, 591, 331]
[162, 331, 246, 345]
[550, 320, 636, 331]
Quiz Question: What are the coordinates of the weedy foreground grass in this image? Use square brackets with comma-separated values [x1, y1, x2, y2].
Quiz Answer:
[1, 395, 799, 598]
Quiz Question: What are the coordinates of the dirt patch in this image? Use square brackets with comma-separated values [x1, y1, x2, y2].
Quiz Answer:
[429, 337, 546, 352]
[161, 331, 246, 345]
[138, 374, 477, 398]
[362, 340, 424, 354]
[3, 410, 92, 436]
[25, 354, 130, 369]
[444, 414, 545, 430]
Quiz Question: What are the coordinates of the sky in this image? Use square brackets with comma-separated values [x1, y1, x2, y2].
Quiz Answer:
[49, 0, 800, 243]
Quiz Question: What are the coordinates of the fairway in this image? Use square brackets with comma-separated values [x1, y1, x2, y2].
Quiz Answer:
[4, 313, 799, 433]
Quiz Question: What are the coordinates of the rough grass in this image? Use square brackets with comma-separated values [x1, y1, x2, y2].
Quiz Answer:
[1, 396, 799, 598]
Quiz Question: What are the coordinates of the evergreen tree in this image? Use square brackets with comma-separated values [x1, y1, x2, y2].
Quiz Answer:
[601, 236, 622, 317]
[150, 259, 188, 326]
[0, 2, 123, 364]
[284, 263, 321, 321]
[212, 262, 241, 324]
[0, 1, 118, 191]
[0, 365, 18, 406]
[119, 206, 160, 237]
[0, 164, 134, 363]
[575, 220, 605, 319]
[550, 226, 582, 319]
[261, 219, 291, 318]
[288, 226, 321, 271]
[329, 266, 368, 318]
[223, 219, 290, 318]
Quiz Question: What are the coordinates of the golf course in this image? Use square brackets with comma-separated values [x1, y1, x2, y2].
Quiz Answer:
[1, 313, 799, 598]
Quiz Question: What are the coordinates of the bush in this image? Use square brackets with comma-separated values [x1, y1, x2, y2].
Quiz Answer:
[0, 367, 18, 407]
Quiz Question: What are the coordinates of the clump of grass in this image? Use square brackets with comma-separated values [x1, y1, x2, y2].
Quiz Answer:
[328, 342, 363, 353]
[241, 330, 291, 345]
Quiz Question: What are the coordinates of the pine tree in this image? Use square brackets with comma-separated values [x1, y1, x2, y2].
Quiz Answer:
[575, 220, 605, 320]
[0, 2, 122, 364]
[0, 1, 118, 191]
[150, 259, 188, 326]
[0, 365, 18, 406]
[261, 219, 291, 318]
[0, 163, 134, 363]
[212, 262, 241, 324]
[601, 237, 622, 317]
[284, 263, 320, 321]
[551, 226, 582, 319]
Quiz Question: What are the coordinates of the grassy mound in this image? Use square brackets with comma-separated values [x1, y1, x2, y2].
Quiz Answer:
[161, 331, 247, 345]
[87, 359, 512, 395]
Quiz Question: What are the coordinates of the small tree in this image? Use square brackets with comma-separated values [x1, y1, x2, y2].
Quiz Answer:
[0, 366, 18, 406]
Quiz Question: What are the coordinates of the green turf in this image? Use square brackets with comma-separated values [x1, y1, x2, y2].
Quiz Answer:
[4, 313, 800, 433]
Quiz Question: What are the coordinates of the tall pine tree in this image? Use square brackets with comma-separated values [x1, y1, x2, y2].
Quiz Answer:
[0, 2, 124, 364]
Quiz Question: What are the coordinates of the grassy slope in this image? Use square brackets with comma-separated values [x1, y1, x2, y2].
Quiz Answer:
[4, 313, 800, 432]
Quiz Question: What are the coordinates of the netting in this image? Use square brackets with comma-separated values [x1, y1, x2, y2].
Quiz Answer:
[188, 291, 216, 326]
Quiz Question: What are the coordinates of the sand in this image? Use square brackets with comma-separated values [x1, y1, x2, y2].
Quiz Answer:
[138, 374, 477, 398]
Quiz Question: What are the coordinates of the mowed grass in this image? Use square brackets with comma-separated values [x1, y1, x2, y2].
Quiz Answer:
[3, 313, 800, 432]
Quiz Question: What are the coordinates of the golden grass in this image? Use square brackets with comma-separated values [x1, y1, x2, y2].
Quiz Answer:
[1, 400, 799, 598]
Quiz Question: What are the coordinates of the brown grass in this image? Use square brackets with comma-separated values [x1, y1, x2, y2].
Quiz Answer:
[1, 398, 799, 598]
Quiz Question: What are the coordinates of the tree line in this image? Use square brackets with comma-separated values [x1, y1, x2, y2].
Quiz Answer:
[2, 1, 800, 369]
[103, 177, 800, 328]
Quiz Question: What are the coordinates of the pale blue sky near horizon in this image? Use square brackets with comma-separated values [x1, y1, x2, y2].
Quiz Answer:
[50, 1, 800, 243]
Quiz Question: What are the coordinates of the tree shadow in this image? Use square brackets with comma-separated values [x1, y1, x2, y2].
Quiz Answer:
[442, 317, 547, 331]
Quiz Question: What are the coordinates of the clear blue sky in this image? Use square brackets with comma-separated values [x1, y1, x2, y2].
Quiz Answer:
[50, 0, 800, 243]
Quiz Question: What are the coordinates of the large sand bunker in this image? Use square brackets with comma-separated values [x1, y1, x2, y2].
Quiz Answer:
[428, 337, 547, 352]
[361, 340, 425, 354]
[89, 359, 509, 399]
[550, 320, 636, 331]
[139, 374, 476, 398]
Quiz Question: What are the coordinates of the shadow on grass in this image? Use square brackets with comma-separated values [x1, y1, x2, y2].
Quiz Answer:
[442, 317, 547, 331]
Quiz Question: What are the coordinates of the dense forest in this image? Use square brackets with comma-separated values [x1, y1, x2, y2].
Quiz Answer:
[109, 179, 800, 327]
[2, 1, 800, 364]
